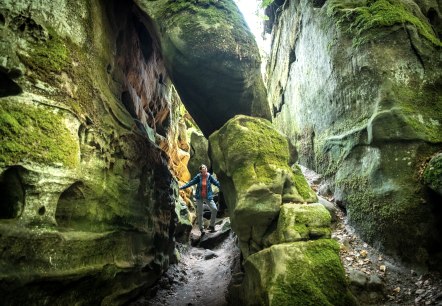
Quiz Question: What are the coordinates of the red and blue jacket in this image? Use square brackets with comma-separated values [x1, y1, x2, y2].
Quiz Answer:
[179, 173, 221, 200]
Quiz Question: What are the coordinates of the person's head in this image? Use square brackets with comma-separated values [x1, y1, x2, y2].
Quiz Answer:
[199, 164, 208, 174]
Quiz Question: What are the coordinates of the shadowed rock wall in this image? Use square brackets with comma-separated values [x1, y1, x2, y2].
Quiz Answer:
[266, 0, 442, 267]
[0, 0, 182, 303]
[135, 0, 272, 137]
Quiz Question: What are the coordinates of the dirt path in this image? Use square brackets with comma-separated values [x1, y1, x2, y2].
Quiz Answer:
[131, 222, 239, 306]
[133, 166, 442, 306]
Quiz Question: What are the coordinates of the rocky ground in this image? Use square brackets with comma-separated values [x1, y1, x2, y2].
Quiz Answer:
[132, 167, 442, 306]
[302, 166, 442, 306]
[130, 219, 238, 306]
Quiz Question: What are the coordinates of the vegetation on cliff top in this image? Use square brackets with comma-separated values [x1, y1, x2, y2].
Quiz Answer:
[328, 0, 442, 47]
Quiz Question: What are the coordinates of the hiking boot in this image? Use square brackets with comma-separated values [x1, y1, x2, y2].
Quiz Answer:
[208, 226, 216, 233]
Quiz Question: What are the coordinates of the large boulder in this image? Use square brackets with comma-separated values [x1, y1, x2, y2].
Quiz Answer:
[265, 0, 442, 266]
[263, 203, 332, 247]
[135, 0, 271, 137]
[209, 115, 317, 257]
[238, 240, 356, 306]
[210, 115, 355, 305]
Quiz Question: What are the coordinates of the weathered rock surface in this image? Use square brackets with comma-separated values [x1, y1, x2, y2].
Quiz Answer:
[423, 153, 442, 196]
[266, 0, 442, 266]
[210, 115, 317, 257]
[135, 0, 271, 137]
[0, 0, 184, 303]
[187, 127, 210, 176]
[239, 240, 356, 306]
[210, 115, 354, 305]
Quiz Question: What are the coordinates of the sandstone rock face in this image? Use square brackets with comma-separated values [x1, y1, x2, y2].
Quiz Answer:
[266, 0, 442, 266]
[135, 0, 271, 137]
[0, 0, 183, 303]
[209, 115, 317, 257]
[241, 240, 356, 306]
[188, 127, 210, 175]
[210, 115, 354, 305]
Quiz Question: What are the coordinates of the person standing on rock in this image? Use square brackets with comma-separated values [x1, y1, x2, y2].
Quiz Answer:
[179, 164, 221, 235]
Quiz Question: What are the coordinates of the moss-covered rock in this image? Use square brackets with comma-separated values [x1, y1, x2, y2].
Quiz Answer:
[0, 97, 79, 168]
[0, 0, 178, 303]
[264, 203, 331, 246]
[334, 143, 441, 266]
[423, 153, 442, 196]
[266, 0, 442, 266]
[238, 240, 357, 306]
[327, 0, 442, 47]
[135, 0, 271, 137]
[209, 115, 317, 257]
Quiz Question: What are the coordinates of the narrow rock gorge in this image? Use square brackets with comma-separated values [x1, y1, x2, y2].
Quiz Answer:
[265, 0, 442, 268]
[0, 0, 441, 305]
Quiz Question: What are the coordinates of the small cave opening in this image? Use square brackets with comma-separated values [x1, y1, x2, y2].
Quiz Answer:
[38, 206, 46, 215]
[0, 71, 22, 97]
[0, 13, 5, 26]
[56, 181, 87, 230]
[0, 166, 25, 219]
[312, 0, 327, 8]
[156, 113, 171, 137]
[134, 19, 154, 62]
[121, 91, 137, 118]
[427, 8, 442, 38]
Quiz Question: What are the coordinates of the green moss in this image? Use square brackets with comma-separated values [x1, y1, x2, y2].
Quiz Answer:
[19, 29, 69, 76]
[328, 0, 442, 47]
[291, 164, 317, 200]
[0, 100, 79, 168]
[150, 0, 257, 67]
[393, 84, 442, 143]
[277, 204, 331, 243]
[334, 143, 439, 264]
[270, 240, 356, 306]
[216, 116, 289, 190]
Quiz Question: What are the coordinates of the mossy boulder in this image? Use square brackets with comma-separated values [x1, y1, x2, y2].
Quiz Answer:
[209, 115, 317, 257]
[264, 203, 331, 247]
[238, 240, 357, 306]
[423, 153, 442, 196]
[265, 0, 442, 266]
[135, 0, 271, 137]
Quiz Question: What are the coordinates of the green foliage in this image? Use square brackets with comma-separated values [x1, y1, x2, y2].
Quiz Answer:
[328, 0, 442, 47]
[0, 100, 79, 168]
